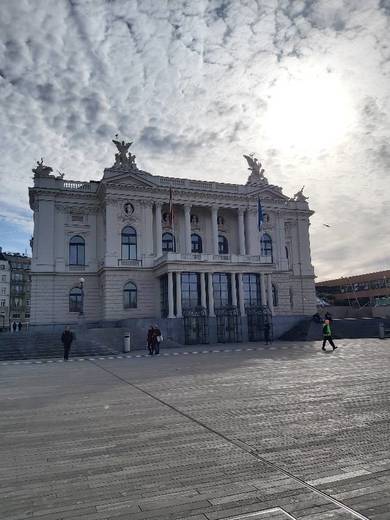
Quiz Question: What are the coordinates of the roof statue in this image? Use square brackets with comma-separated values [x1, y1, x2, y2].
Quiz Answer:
[112, 135, 138, 170]
[32, 158, 54, 178]
[244, 154, 268, 185]
[293, 186, 308, 202]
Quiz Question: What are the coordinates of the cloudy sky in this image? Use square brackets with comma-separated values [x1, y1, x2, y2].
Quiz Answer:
[1, 0, 389, 280]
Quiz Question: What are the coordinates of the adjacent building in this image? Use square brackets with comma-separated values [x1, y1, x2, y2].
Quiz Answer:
[0, 247, 11, 330]
[316, 270, 390, 307]
[3, 252, 31, 326]
[28, 141, 317, 343]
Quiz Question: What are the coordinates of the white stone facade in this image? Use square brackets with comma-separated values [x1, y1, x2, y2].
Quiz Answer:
[0, 249, 11, 329]
[29, 150, 316, 340]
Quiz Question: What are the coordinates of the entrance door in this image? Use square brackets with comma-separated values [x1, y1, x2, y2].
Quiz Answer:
[215, 306, 242, 343]
[246, 304, 273, 341]
[183, 307, 209, 345]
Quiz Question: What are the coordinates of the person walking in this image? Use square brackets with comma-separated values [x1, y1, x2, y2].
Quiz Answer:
[153, 324, 162, 355]
[12, 321, 17, 333]
[18, 321, 22, 332]
[61, 326, 74, 361]
[147, 325, 155, 355]
[324, 311, 333, 324]
[322, 319, 337, 351]
[264, 322, 271, 345]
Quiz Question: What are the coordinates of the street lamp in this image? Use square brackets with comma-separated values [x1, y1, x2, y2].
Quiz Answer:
[79, 277, 85, 317]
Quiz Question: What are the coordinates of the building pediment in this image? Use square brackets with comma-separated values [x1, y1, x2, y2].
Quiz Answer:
[246, 184, 289, 202]
[102, 167, 157, 188]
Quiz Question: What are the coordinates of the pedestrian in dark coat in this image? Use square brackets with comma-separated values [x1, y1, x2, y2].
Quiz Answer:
[153, 324, 162, 355]
[322, 319, 337, 351]
[147, 325, 155, 355]
[61, 326, 74, 361]
[12, 321, 17, 332]
[18, 321, 22, 331]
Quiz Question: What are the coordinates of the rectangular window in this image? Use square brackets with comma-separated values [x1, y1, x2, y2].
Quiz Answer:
[1, 288, 5, 295]
[160, 275, 168, 318]
[0, 300, 5, 307]
[25, 313, 30, 319]
[213, 273, 232, 308]
[243, 274, 261, 306]
[0, 265, 5, 269]
[181, 273, 200, 309]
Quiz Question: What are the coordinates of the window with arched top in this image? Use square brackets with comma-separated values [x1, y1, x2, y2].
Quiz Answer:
[260, 233, 273, 257]
[272, 284, 278, 307]
[69, 287, 82, 312]
[218, 235, 229, 254]
[123, 281, 137, 309]
[191, 234, 202, 253]
[162, 232, 176, 252]
[121, 226, 137, 260]
[69, 236, 85, 266]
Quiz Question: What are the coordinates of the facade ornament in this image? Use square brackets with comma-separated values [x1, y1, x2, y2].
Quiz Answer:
[293, 186, 308, 202]
[244, 154, 268, 185]
[32, 158, 54, 178]
[112, 137, 138, 170]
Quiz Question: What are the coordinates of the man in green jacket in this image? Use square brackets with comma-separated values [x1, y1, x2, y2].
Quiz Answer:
[322, 319, 337, 351]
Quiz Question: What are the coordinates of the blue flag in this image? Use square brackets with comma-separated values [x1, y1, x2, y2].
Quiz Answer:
[257, 197, 264, 230]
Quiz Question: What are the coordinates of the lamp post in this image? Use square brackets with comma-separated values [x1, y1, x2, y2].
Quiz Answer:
[79, 277, 85, 317]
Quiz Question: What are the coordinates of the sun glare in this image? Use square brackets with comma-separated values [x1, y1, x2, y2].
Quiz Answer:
[264, 74, 355, 154]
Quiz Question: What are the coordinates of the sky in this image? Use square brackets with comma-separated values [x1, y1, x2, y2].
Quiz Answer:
[0, 0, 389, 280]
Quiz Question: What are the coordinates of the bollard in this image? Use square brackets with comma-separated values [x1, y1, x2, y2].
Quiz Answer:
[379, 322, 385, 339]
[123, 333, 131, 352]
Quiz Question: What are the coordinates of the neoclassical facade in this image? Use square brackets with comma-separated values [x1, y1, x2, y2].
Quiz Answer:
[29, 143, 316, 344]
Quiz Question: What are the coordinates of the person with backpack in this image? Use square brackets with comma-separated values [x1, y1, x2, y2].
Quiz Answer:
[322, 319, 337, 351]
[61, 326, 74, 361]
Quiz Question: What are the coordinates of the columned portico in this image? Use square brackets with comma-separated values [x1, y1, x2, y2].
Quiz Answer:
[237, 273, 246, 316]
[155, 202, 162, 257]
[200, 272, 207, 308]
[184, 205, 192, 254]
[267, 273, 274, 314]
[167, 271, 175, 318]
[260, 273, 266, 305]
[238, 209, 246, 255]
[207, 272, 215, 317]
[211, 207, 219, 255]
[175, 272, 182, 318]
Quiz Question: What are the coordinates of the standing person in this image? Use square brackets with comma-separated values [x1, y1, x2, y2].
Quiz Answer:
[153, 324, 162, 355]
[12, 321, 17, 333]
[18, 321, 22, 332]
[147, 325, 155, 355]
[322, 319, 337, 351]
[61, 326, 74, 361]
[264, 322, 271, 345]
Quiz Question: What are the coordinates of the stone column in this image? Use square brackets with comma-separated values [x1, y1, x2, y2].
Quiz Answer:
[155, 203, 162, 257]
[211, 207, 219, 255]
[237, 273, 246, 316]
[168, 271, 175, 318]
[207, 272, 215, 317]
[184, 205, 192, 255]
[260, 273, 266, 305]
[267, 273, 274, 314]
[142, 201, 154, 256]
[176, 272, 182, 318]
[200, 272, 207, 308]
[238, 209, 246, 255]
[231, 272, 237, 307]
[246, 208, 258, 255]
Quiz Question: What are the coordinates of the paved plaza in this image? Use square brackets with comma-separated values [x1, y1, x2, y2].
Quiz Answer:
[1, 339, 390, 520]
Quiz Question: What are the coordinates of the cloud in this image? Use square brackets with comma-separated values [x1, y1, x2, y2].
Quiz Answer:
[0, 0, 389, 279]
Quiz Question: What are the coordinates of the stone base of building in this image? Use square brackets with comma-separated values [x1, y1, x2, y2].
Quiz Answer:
[27, 314, 308, 349]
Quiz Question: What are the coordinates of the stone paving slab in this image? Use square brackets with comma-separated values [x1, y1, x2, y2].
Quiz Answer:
[0, 339, 389, 519]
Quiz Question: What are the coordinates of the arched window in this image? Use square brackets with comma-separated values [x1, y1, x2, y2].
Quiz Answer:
[218, 235, 229, 254]
[69, 287, 82, 312]
[69, 236, 85, 266]
[272, 284, 278, 307]
[121, 226, 137, 260]
[123, 281, 137, 309]
[191, 234, 202, 253]
[260, 233, 273, 257]
[162, 232, 176, 252]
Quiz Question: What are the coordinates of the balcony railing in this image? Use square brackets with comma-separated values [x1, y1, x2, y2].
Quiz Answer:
[118, 259, 142, 267]
[155, 253, 274, 265]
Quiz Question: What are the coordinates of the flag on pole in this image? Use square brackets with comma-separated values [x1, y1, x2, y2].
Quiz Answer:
[169, 186, 174, 226]
[257, 197, 264, 231]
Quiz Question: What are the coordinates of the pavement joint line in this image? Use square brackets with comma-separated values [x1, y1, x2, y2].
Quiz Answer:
[88, 359, 371, 520]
